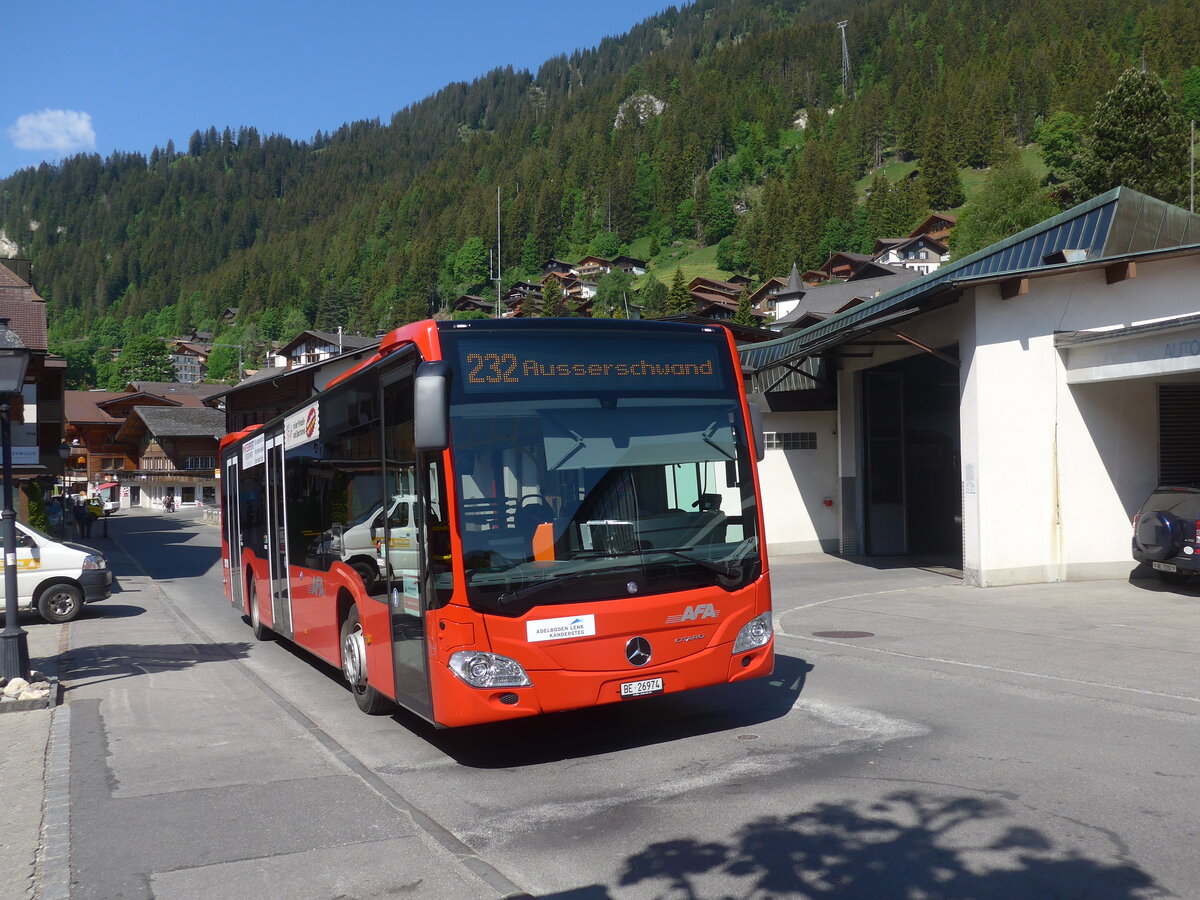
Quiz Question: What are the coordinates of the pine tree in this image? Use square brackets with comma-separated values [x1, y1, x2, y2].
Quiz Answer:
[666, 267, 692, 316]
[732, 288, 756, 328]
[1071, 67, 1188, 204]
[540, 278, 563, 317]
[639, 274, 667, 318]
[948, 161, 1058, 260]
[918, 119, 966, 210]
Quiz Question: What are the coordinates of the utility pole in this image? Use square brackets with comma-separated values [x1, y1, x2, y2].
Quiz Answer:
[496, 186, 502, 317]
[837, 21, 852, 102]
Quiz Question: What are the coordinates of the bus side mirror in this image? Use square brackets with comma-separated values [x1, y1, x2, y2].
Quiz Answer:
[414, 361, 451, 451]
[747, 401, 765, 462]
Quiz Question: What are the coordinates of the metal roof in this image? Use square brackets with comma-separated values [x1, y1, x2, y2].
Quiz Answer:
[739, 187, 1200, 381]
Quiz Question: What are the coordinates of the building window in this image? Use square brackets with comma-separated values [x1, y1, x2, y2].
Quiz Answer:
[919, 250, 928, 260]
[764, 431, 817, 450]
[184, 456, 216, 470]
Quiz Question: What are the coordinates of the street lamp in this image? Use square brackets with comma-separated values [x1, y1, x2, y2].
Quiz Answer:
[0, 318, 31, 682]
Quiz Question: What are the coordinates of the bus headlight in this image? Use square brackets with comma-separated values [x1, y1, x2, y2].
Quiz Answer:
[732, 612, 773, 653]
[448, 651, 532, 688]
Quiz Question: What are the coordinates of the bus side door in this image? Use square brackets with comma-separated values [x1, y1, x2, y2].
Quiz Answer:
[381, 367, 432, 718]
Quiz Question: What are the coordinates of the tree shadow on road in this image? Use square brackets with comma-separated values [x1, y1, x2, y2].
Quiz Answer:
[537, 790, 1160, 899]
[423, 653, 814, 768]
[59, 640, 253, 687]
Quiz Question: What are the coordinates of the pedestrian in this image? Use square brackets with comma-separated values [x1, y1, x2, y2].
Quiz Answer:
[73, 499, 91, 538]
[164, 494, 174, 513]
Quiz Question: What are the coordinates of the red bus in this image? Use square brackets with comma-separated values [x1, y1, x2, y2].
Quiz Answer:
[219, 318, 773, 727]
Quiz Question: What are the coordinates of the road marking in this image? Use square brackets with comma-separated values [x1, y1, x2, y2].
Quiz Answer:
[785, 633, 1200, 705]
[781, 586, 935, 612]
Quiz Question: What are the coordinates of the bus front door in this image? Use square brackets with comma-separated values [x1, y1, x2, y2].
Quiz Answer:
[382, 368, 431, 718]
[223, 454, 243, 612]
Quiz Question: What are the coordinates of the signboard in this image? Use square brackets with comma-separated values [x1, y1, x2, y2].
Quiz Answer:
[243, 433, 265, 468]
[453, 332, 726, 395]
[11, 446, 38, 466]
[284, 401, 320, 449]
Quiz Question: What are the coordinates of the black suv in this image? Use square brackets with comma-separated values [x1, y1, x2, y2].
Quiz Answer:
[1132, 486, 1200, 584]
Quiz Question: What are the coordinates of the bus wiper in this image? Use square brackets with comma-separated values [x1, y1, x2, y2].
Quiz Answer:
[575, 547, 739, 578]
[497, 566, 631, 606]
[650, 547, 739, 577]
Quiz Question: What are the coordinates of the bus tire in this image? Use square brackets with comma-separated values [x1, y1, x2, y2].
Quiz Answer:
[340, 606, 392, 715]
[248, 582, 273, 641]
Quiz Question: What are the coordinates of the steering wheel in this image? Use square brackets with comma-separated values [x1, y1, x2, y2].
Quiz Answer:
[519, 494, 548, 507]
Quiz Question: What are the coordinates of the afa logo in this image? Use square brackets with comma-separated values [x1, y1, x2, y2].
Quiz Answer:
[666, 603, 719, 624]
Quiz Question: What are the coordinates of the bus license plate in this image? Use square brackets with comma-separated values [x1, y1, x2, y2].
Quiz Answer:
[1152, 562, 1177, 573]
[620, 677, 663, 698]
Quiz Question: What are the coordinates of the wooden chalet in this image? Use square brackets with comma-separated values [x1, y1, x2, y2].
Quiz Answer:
[574, 256, 614, 280]
[541, 258, 575, 276]
[452, 295, 496, 314]
[909, 213, 957, 242]
[819, 251, 871, 281]
[63, 388, 220, 494]
[872, 234, 949, 276]
[612, 255, 648, 276]
[0, 260, 67, 493]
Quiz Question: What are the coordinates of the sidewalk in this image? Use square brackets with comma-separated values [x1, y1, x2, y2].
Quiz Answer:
[0, 614, 64, 900]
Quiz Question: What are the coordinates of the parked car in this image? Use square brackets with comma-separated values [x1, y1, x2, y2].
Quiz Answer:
[11, 520, 113, 622]
[1131, 486, 1200, 584]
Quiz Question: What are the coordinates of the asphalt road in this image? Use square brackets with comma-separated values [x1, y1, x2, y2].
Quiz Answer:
[59, 508, 1198, 899]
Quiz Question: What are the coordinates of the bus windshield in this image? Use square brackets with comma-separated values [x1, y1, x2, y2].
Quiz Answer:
[450, 394, 760, 615]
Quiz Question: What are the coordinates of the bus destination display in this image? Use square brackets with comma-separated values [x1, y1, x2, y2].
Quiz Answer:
[454, 334, 726, 394]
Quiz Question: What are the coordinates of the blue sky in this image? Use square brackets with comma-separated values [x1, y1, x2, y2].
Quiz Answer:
[3, 0, 671, 179]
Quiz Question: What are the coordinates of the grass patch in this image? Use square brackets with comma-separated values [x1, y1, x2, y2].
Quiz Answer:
[642, 242, 729, 285]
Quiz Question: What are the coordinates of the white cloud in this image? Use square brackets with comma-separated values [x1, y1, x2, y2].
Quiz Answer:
[8, 109, 96, 154]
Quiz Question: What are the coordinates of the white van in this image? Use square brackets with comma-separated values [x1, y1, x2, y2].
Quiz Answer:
[312, 495, 417, 592]
[11, 521, 113, 623]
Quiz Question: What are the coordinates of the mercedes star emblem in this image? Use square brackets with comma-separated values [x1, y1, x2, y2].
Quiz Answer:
[625, 636, 652, 667]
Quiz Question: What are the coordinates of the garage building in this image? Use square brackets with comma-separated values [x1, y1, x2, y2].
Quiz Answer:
[742, 187, 1200, 585]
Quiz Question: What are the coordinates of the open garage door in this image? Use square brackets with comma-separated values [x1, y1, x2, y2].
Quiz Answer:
[1159, 384, 1200, 487]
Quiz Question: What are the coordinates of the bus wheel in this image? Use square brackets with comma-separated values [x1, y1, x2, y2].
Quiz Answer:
[340, 607, 392, 715]
[248, 583, 273, 641]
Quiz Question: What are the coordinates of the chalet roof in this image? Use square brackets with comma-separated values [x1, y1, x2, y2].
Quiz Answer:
[887, 234, 949, 254]
[0, 265, 49, 351]
[575, 256, 612, 267]
[67, 390, 178, 425]
[821, 251, 871, 273]
[748, 276, 787, 305]
[123, 406, 226, 440]
[909, 213, 958, 237]
[693, 296, 768, 318]
[170, 341, 212, 355]
[772, 266, 922, 327]
[871, 237, 907, 253]
[125, 382, 226, 403]
[688, 276, 744, 294]
[453, 295, 494, 310]
[276, 329, 377, 356]
[612, 255, 648, 268]
[744, 187, 1200, 386]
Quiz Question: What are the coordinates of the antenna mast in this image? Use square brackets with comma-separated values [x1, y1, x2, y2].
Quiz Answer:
[837, 21, 852, 102]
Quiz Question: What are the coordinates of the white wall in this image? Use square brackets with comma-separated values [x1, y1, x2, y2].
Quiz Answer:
[965, 257, 1200, 584]
[758, 410, 840, 554]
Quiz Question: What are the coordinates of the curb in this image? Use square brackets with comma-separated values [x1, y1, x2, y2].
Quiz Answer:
[0, 676, 61, 714]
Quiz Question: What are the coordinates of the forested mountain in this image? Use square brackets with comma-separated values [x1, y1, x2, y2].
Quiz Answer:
[4, 0, 1199, 383]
